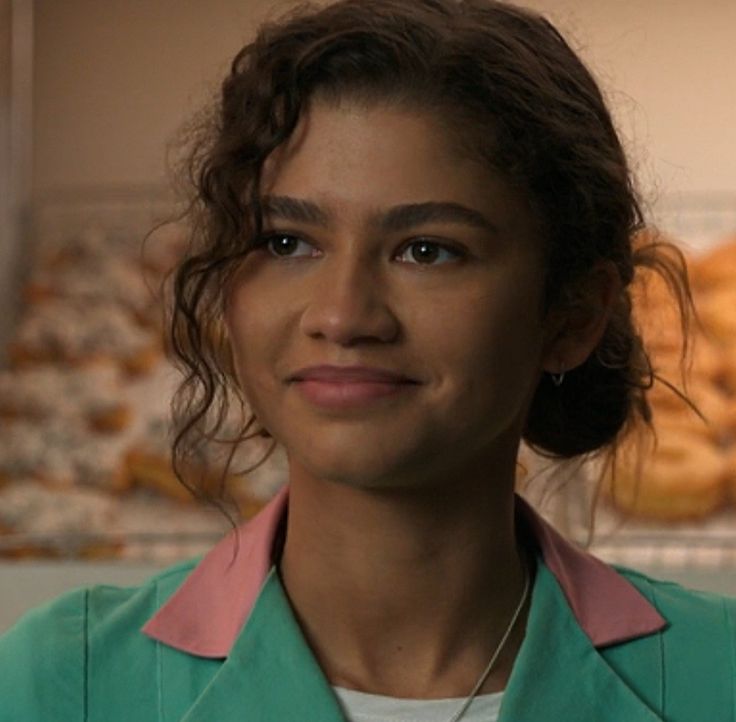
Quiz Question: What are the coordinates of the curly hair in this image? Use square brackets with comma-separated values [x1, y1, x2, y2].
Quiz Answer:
[167, 0, 694, 526]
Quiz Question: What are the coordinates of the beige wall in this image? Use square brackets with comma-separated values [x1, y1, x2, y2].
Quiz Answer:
[537, 0, 736, 208]
[2, 0, 33, 360]
[32, 0, 295, 194]
[32, 0, 736, 207]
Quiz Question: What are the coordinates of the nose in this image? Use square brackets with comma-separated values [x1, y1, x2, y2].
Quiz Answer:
[299, 255, 400, 346]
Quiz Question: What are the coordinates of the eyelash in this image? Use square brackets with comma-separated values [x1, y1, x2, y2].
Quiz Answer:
[254, 233, 464, 266]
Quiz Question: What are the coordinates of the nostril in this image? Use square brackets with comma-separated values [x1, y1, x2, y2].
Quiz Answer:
[298, 288, 400, 345]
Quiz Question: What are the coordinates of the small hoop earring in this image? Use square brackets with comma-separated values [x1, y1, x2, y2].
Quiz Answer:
[550, 371, 565, 387]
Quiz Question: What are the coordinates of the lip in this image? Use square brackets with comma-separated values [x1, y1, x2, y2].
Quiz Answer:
[288, 365, 420, 410]
[288, 365, 419, 384]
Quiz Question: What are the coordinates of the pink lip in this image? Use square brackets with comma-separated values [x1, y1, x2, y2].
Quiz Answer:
[289, 365, 419, 410]
[289, 365, 418, 383]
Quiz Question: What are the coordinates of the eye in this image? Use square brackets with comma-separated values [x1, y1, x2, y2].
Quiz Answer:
[258, 233, 317, 259]
[396, 240, 462, 266]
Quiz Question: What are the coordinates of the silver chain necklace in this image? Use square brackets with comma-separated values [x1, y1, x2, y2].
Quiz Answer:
[445, 559, 530, 722]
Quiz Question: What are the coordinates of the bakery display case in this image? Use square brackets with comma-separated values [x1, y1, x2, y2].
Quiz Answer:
[0, 189, 288, 564]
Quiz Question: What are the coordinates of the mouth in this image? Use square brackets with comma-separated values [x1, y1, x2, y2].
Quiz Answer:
[288, 365, 420, 410]
[288, 365, 419, 384]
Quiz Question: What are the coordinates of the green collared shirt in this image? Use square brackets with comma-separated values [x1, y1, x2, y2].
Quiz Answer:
[1, 555, 735, 721]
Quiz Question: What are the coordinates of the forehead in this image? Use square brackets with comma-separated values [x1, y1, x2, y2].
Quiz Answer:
[262, 99, 477, 185]
[260, 100, 540, 246]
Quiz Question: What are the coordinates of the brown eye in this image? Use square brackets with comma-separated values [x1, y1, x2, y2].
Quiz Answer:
[397, 240, 461, 265]
[412, 242, 439, 263]
[261, 234, 314, 258]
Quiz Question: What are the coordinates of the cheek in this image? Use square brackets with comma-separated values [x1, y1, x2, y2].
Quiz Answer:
[431, 279, 543, 364]
[225, 256, 280, 340]
[224, 276, 309, 442]
[225, 268, 283, 356]
[427, 281, 545, 417]
[224, 287, 275, 398]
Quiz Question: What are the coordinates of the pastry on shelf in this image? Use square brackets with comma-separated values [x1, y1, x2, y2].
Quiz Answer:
[7, 299, 163, 376]
[124, 415, 285, 517]
[87, 403, 135, 434]
[726, 448, 736, 502]
[24, 256, 159, 328]
[0, 365, 132, 433]
[0, 419, 78, 487]
[646, 376, 731, 444]
[0, 418, 132, 493]
[0, 478, 122, 559]
[604, 424, 729, 521]
[689, 236, 736, 291]
[113, 488, 230, 562]
[692, 284, 736, 349]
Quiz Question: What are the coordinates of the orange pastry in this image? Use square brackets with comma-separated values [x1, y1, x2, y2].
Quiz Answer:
[605, 426, 728, 521]
[646, 377, 730, 443]
[690, 236, 736, 291]
[693, 284, 736, 349]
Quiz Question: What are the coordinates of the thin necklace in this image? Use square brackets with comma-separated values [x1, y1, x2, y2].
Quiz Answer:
[445, 557, 530, 722]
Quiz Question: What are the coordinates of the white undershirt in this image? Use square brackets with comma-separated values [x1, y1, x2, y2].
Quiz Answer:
[333, 686, 503, 722]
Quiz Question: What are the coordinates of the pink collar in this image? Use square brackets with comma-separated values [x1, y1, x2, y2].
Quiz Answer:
[142, 486, 666, 657]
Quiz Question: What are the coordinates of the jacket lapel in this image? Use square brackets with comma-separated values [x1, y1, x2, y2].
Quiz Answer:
[499, 559, 664, 722]
[177, 559, 663, 722]
[180, 568, 346, 722]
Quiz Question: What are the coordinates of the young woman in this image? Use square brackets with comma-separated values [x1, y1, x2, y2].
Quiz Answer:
[2, 1, 734, 720]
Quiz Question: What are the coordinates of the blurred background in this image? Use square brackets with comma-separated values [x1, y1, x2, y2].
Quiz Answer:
[1, 0, 735, 630]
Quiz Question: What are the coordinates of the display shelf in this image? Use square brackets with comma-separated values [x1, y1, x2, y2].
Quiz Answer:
[571, 490, 736, 572]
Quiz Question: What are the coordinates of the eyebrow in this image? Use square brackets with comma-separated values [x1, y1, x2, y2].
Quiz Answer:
[260, 195, 499, 235]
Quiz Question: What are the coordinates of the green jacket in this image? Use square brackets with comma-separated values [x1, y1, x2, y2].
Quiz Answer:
[1, 489, 735, 721]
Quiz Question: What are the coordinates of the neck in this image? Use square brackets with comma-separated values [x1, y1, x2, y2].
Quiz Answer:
[279, 464, 530, 699]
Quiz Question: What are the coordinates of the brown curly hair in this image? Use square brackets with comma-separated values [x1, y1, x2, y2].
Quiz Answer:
[167, 0, 694, 525]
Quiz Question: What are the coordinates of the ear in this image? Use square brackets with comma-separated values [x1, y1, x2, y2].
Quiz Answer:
[541, 261, 622, 374]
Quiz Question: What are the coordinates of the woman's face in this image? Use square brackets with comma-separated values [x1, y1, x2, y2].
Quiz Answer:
[225, 99, 553, 491]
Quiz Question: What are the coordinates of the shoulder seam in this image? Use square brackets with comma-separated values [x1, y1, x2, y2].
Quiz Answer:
[154, 576, 164, 720]
[88, 558, 201, 595]
[647, 580, 667, 718]
[721, 596, 736, 721]
[83, 588, 89, 722]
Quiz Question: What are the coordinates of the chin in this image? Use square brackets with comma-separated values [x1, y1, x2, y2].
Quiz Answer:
[289, 454, 391, 488]
[285, 443, 443, 493]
